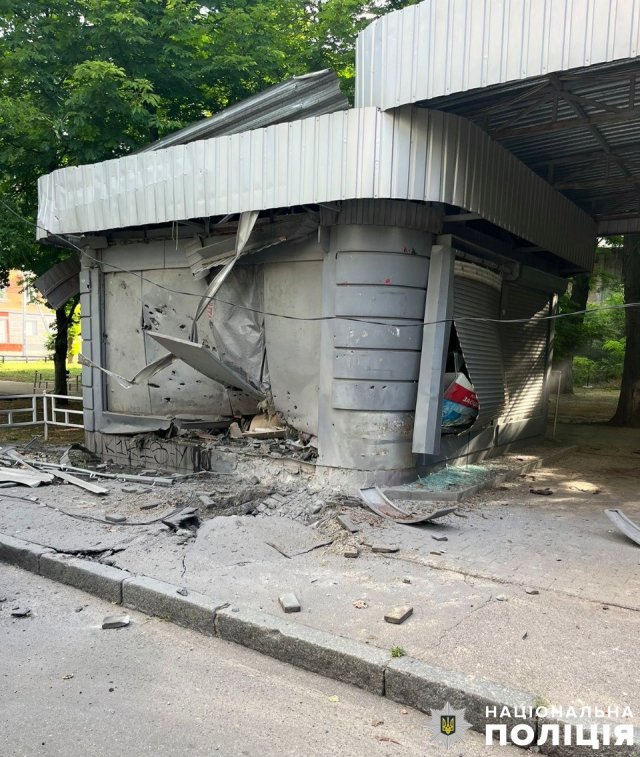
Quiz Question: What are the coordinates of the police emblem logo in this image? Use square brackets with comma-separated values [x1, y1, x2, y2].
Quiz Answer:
[441, 714, 456, 736]
[426, 703, 471, 748]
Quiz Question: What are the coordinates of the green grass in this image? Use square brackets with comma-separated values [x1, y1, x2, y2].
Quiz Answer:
[0, 360, 82, 383]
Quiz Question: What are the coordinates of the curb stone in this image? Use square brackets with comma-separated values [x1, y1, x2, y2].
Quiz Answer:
[39, 552, 129, 604]
[0, 533, 54, 573]
[215, 606, 388, 695]
[386, 656, 538, 736]
[122, 575, 226, 636]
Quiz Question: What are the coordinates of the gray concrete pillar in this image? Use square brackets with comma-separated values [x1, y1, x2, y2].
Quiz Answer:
[317, 204, 435, 482]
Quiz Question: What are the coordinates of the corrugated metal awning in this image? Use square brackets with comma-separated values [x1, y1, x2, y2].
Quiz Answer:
[37, 106, 595, 269]
[356, 0, 640, 236]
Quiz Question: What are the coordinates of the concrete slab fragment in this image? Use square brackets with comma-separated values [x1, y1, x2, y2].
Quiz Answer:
[384, 605, 413, 624]
[278, 593, 301, 613]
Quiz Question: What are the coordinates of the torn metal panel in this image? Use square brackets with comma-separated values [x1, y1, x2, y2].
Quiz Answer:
[98, 414, 173, 435]
[138, 70, 348, 152]
[148, 333, 265, 400]
[206, 266, 266, 390]
[191, 210, 259, 337]
[51, 470, 109, 495]
[186, 213, 319, 280]
[605, 509, 640, 547]
[78, 353, 175, 389]
[33, 255, 81, 309]
[0, 468, 54, 487]
[359, 486, 457, 523]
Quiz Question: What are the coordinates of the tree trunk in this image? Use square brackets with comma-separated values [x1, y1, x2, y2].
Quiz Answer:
[53, 306, 69, 399]
[611, 233, 640, 426]
[558, 272, 591, 393]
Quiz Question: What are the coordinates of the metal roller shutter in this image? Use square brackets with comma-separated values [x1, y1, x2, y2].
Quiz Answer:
[500, 285, 551, 422]
[453, 266, 506, 431]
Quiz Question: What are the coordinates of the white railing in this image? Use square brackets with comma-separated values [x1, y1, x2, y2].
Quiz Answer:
[0, 393, 84, 438]
[42, 393, 84, 439]
[0, 394, 40, 427]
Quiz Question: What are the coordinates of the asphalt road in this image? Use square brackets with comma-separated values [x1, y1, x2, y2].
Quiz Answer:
[0, 564, 520, 757]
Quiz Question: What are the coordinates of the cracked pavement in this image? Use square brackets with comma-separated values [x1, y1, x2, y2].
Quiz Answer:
[0, 419, 639, 724]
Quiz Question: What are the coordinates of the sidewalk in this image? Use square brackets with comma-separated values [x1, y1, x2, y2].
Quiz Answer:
[1, 415, 639, 725]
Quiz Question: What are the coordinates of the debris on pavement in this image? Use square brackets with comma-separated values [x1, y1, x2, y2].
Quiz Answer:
[51, 470, 109, 495]
[384, 606, 413, 625]
[161, 507, 200, 532]
[359, 486, 457, 524]
[525, 588, 540, 595]
[105, 513, 128, 524]
[102, 614, 130, 629]
[343, 548, 360, 559]
[431, 535, 448, 542]
[530, 487, 554, 496]
[0, 468, 54, 487]
[278, 593, 301, 613]
[336, 514, 359, 533]
[605, 508, 640, 547]
[352, 599, 368, 609]
[10, 607, 31, 618]
[370, 544, 400, 554]
[496, 594, 508, 601]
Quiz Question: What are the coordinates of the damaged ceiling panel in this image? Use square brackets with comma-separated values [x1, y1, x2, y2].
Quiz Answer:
[33, 255, 81, 309]
[184, 212, 319, 280]
[138, 70, 348, 153]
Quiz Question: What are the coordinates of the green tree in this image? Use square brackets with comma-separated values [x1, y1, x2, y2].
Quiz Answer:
[0, 0, 413, 394]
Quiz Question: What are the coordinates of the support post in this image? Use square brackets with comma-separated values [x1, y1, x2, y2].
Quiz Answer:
[412, 241, 454, 455]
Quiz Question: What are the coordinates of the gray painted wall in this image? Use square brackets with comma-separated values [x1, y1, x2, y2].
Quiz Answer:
[101, 241, 257, 418]
[263, 236, 323, 436]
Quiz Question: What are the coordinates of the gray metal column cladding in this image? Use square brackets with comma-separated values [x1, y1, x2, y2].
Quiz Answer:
[412, 242, 454, 456]
[317, 209, 433, 472]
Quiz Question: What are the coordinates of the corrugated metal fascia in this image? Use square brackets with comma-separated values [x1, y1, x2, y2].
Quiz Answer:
[37, 106, 595, 268]
[33, 255, 81, 309]
[139, 70, 348, 153]
[356, 0, 640, 110]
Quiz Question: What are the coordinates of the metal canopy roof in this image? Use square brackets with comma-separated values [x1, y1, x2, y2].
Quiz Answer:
[138, 70, 348, 153]
[356, 0, 640, 235]
[415, 61, 640, 235]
